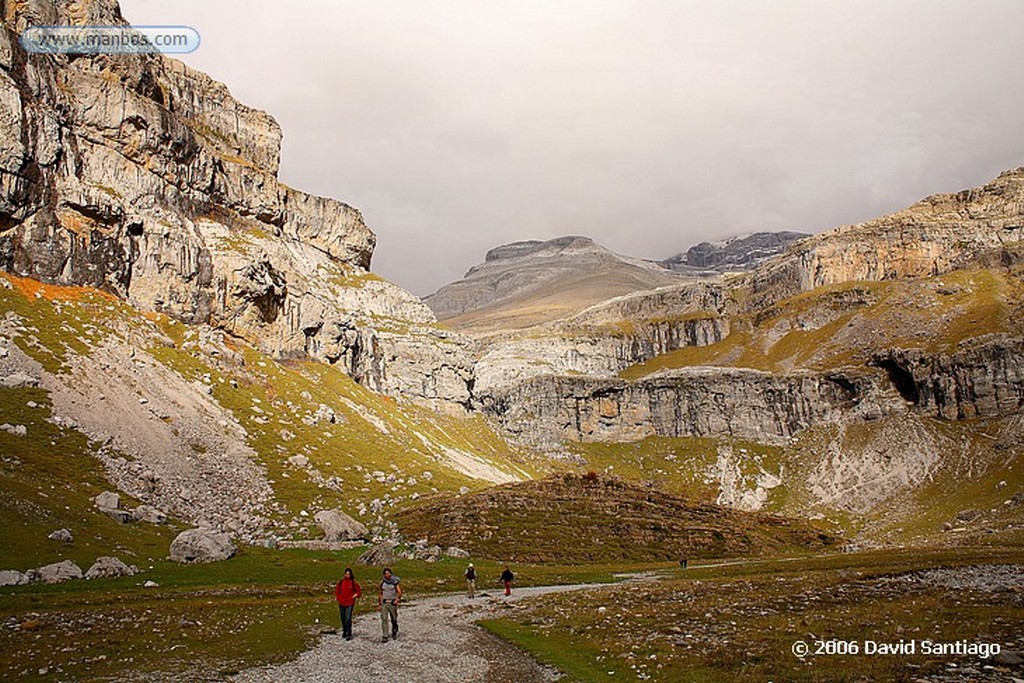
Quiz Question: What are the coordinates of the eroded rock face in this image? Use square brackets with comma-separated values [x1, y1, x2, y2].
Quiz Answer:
[0, 2, 473, 409]
[873, 336, 1024, 420]
[480, 368, 868, 448]
[747, 168, 1024, 309]
[474, 281, 732, 394]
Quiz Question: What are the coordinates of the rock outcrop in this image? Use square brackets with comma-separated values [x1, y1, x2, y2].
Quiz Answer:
[872, 336, 1024, 420]
[662, 231, 809, 273]
[0, 1, 473, 409]
[481, 368, 868, 448]
[28, 560, 83, 584]
[85, 556, 138, 580]
[747, 168, 1024, 309]
[313, 509, 369, 542]
[0, 569, 28, 586]
[473, 280, 732, 394]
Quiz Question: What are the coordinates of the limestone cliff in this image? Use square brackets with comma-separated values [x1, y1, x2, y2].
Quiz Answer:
[470, 171, 1024, 454]
[748, 168, 1024, 309]
[0, 0, 473, 409]
[479, 367, 869, 449]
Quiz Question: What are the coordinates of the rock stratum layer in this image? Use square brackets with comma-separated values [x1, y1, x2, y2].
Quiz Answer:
[0, 0, 472, 409]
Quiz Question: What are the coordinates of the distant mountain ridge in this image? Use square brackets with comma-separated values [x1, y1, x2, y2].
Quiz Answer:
[424, 235, 682, 330]
[662, 231, 809, 273]
[425, 231, 805, 331]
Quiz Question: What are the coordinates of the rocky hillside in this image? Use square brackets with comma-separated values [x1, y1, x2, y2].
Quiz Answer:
[0, 269, 536, 574]
[0, 0, 473, 411]
[424, 236, 683, 331]
[0, 0, 536, 575]
[395, 473, 836, 563]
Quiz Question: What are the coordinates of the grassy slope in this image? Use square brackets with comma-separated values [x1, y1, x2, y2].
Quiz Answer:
[621, 267, 1020, 379]
[0, 271, 550, 681]
[0, 271, 542, 568]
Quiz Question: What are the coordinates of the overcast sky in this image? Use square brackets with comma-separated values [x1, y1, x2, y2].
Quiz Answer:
[120, 1, 1024, 295]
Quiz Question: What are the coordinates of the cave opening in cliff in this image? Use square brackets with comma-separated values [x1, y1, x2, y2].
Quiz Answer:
[876, 359, 920, 404]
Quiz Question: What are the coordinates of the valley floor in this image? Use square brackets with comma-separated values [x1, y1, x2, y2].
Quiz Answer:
[231, 583, 605, 683]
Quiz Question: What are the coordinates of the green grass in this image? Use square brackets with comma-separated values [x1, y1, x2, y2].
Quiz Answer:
[568, 436, 787, 507]
[481, 545, 1024, 682]
[0, 547, 655, 682]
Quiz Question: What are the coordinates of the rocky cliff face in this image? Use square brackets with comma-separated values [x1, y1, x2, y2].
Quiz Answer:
[480, 367, 870, 449]
[0, 0, 473, 409]
[471, 171, 1024, 450]
[748, 169, 1024, 309]
[873, 336, 1024, 420]
[473, 280, 732, 394]
[662, 231, 809, 273]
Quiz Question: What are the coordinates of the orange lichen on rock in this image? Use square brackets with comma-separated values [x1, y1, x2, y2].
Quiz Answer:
[1, 271, 117, 303]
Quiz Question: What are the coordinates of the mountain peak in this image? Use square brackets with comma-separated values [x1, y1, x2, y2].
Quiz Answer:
[483, 236, 598, 263]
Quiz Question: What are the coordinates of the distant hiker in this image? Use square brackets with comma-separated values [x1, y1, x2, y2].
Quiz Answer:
[335, 567, 362, 641]
[500, 565, 514, 596]
[465, 563, 476, 598]
[378, 567, 402, 642]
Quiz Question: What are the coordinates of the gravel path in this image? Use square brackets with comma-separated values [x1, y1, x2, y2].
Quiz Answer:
[232, 583, 607, 683]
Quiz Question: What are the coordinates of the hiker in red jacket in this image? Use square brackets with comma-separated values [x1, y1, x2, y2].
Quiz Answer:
[335, 567, 362, 641]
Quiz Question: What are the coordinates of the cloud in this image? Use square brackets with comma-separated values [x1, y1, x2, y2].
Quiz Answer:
[120, 0, 1024, 295]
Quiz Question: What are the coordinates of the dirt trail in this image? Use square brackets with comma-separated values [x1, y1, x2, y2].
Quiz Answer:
[232, 583, 611, 683]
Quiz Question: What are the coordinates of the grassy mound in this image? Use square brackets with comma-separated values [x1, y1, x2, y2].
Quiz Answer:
[395, 473, 837, 563]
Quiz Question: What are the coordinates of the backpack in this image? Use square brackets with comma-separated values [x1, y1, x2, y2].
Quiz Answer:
[466, 567, 476, 580]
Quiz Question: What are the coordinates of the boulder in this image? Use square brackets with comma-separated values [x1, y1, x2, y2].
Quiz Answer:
[287, 454, 309, 468]
[85, 557, 138, 580]
[357, 542, 396, 566]
[313, 509, 368, 542]
[0, 423, 27, 436]
[94, 491, 120, 510]
[131, 505, 167, 524]
[0, 570, 28, 586]
[29, 560, 83, 584]
[446, 546, 470, 559]
[47, 528, 73, 543]
[0, 372, 39, 389]
[169, 529, 236, 564]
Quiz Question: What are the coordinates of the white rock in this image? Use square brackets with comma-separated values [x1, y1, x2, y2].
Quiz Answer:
[48, 528, 73, 543]
[0, 372, 39, 388]
[0, 423, 26, 436]
[94, 491, 120, 510]
[0, 570, 28, 586]
[169, 529, 236, 564]
[131, 505, 167, 524]
[313, 509, 369, 542]
[30, 560, 83, 584]
[287, 454, 309, 467]
[85, 556, 138, 580]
